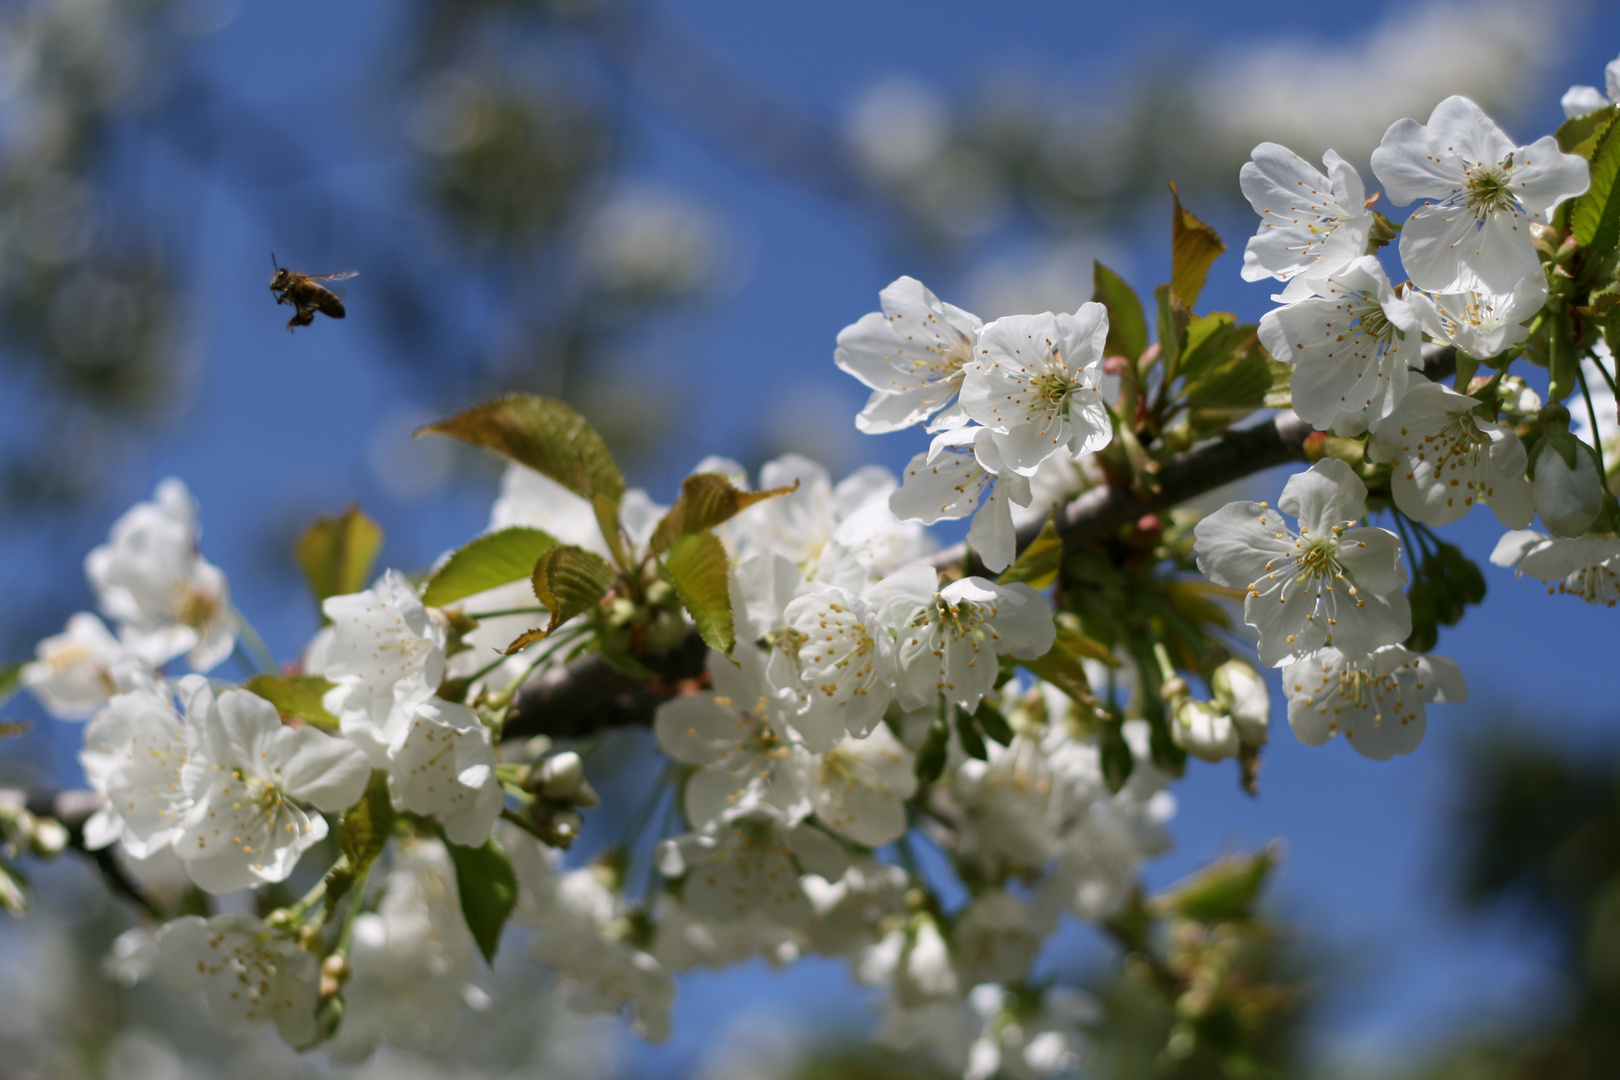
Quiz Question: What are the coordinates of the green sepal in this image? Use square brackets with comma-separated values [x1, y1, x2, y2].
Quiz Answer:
[914, 717, 949, 787]
[1098, 713, 1134, 794]
[954, 705, 988, 761]
[972, 700, 1015, 747]
[421, 527, 560, 608]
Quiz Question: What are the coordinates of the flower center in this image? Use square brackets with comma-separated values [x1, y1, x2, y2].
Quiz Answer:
[173, 582, 219, 629]
[1462, 160, 1519, 217]
[1029, 367, 1075, 418]
[1292, 534, 1343, 584]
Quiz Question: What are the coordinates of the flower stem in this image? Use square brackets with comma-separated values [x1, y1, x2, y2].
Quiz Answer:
[233, 607, 279, 674]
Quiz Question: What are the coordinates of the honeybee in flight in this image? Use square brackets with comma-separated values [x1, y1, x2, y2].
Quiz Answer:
[269, 254, 358, 331]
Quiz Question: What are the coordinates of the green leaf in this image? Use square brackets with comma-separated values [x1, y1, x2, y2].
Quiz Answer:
[1151, 847, 1275, 923]
[1185, 351, 1273, 412]
[914, 717, 949, 786]
[324, 771, 395, 920]
[296, 505, 383, 613]
[244, 674, 340, 731]
[1557, 103, 1617, 159]
[422, 527, 560, 608]
[1176, 312, 1239, 383]
[1572, 118, 1620, 255]
[954, 705, 988, 761]
[1154, 284, 1190, 374]
[1169, 182, 1226, 307]
[418, 394, 625, 506]
[1092, 261, 1148, 360]
[1099, 714, 1134, 794]
[0, 662, 23, 711]
[972, 700, 1014, 747]
[650, 473, 799, 554]
[504, 545, 616, 653]
[661, 530, 735, 656]
[446, 837, 518, 965]
[997, 515, 1062, 590]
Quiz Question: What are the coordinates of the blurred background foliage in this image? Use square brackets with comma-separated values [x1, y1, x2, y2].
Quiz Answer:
[0, 0, 1613, 1076]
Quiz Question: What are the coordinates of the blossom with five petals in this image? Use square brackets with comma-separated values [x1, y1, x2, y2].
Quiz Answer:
[1368, 382, 1533, 528]
[1239, 143, 1373, 299]
[154, 913, 318, 1046]
[1283, 645, 1466, 760]
[835, 275, 984, 434]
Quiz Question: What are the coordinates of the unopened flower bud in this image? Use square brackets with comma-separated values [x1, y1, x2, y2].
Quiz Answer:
[538, 751, 587, 800]
[1532, 440, 1603, 537]
[1171, 700, 1239, 762]
[1210, 660, 1269, 747]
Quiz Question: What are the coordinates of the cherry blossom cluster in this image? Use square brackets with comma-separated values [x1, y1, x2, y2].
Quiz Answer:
[8, 60, 1620, 1078]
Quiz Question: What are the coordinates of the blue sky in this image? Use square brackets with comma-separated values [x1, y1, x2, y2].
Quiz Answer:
[5, 0, 1620, 1074]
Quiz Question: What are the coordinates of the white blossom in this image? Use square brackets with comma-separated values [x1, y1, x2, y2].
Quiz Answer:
[769, 585, 898, 751]
[1239, 143, 1373, 298]
[79, 681, 191, 857]
[387, 697, 504, 847]
[834, 275, 984, 433]
[1492, 529, 1620, 606]
[177, 682, 370, 894]
[802, 856, 909, 958]
[1257, 256, 1416, 435]
[1562, 55, 1620, 118]
[656, 805, 847, 927]
[1369, 382, 1533, 528]
[1193, 458, 1410, 666]
[952, 890, 1043, 987]
[961, 305, 1112, 474]
[330, 840, 480, 1062]
[22, 613, 147, 720]
[809, 724, 917, 847]
[654, 644, 811, 826]
[320, 570, 447, 766]
[1212, 658, 1271, 746]
[1410, 271, 1548, 360]
[84, 478, 238, 672]
[869, 569, 1057, 712]
[965, 983, 1096, 1080]
[1283, 645, 1466, 760]
[154, 913, 318, 1046]
[1371, 95, 1588, 294]
[1171, 700, 1240, 762]
[890, 425, 1034, 573]
[951, 733, 1060, 872]
[1531, 440, 1604, 537]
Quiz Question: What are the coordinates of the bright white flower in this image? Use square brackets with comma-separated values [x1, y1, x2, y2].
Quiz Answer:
[1283, 645, 1466, 761]
[1369, 382, 1533, 528]
[951, 733, 1060, 872]
[890, 426, 1034, 573]
[1193, 458, 1410, 666]
[387, 697, 503, 847]
[802, 856, 909, 957]
[1257, 256, 1417, 435]
[22, 613, 147, 720]
[177, 682, 370, 894]
[79, 682, 190, 857]
[330, 840, 479, 1062]
[966, 984, 1096, 1080]
[718, 455, 934, 582]
[1561, 55, 1620, 118]
[320, 570, 447, 766]
[1492, 529, 1620, 606]
[519, 858, 674, 1041]
[154, 913, 318, 1046]
[809, 724, 916, 847]
[1171, 700, 1240, 762]
[952, 890, 1043, 987]
[1239, 143, 1372, 298]
[656, 806, 848, 927]
[834, 275, 984, 433]
[1371, 95, 1588, 294]
[1410, 271, 1548, 360]
[869, 569, 1057, 712]
[654, 644, 811, 825]
[84, 478, 238, 672]
[1212, 658, 1271, 746]
[960, 305, 1113, 474]
[1532, 440, 1604, 537]
[769, 585, 897, 752]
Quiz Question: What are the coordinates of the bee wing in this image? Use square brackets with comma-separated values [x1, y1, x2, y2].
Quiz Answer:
[308, 270, 359, 282]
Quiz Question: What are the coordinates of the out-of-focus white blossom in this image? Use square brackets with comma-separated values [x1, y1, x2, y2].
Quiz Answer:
[154, 913, 318, 1047]
[1562, 54, 1620, 117]
[1492, 529, 1620, 606]
[22, 612, 147, 720]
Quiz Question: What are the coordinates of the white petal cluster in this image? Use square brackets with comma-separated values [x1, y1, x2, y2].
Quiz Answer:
[84, 478, 238, 673]
[1239, 143, 1373, 299]
[1284, 645, 1467, 760]
[1368, 382, 1532, 529]
[1562, 54, 1620, 118]
[20, 613, 146, 721]
[1492, 530, 1620, 607]
[891, 426, 1033, 573]
[835, 275, 984, 434]
[154, 913, 319, 1046]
